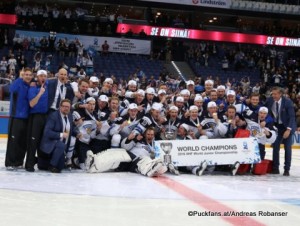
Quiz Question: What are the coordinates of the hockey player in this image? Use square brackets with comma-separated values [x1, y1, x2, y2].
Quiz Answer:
[199, 101, 228, 139]
[243, 106, 277, 160]
[224, 90, 244, 114]
[144, 87, 156, 113]
[176, 123, 208, 176]
[132, 102, 164, 140]
[124, 80, 138, 101]
[87, 76, 100, 98]
[71, 78, 90, 109]
[161, 106, 181, 140]
[72, 97, 101, 168]
[202, 79, 214, 98]
[186, 80, 196, 97]
[180, 89, 192, 109]
[193, 95, 205, 117]
[197, 101, 228, 174]
[223, 105, 242, 138]
[120, 89, 146, 118]
[84, 127, 167, 177]
[118, 103, 142, 140]
[173, 96, 186, 119]
[183, 105, 204, 139]
[99, 78, 113, 97]
[96, 94, 110, 121]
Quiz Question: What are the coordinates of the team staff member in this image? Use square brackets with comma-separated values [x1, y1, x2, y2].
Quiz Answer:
[48, 68, 74, 112]
[265, 86, 296, 176]
[39, 99, 79, 173]
[5, 68, 33, 170]
[25, 69, 48, 172]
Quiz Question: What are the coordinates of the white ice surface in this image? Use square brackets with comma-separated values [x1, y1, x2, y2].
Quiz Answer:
[0, 138, 300, 226]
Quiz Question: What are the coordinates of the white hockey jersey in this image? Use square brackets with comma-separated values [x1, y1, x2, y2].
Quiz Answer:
[243, 110, 277, 144]
[77, 120, 97, 144]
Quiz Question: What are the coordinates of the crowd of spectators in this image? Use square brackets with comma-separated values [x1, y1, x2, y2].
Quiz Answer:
[161, 39, 300, 130]
[15, 2, 118, 36]
[13, 1, 300, 38]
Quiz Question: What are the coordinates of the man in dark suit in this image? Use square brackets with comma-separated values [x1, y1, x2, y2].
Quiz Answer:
[48, 68, 74, 112]
[265, 86, 296, 176]
[39, 99, 79, 173]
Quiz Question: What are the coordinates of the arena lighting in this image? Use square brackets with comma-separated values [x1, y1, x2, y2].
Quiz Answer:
[0, 14, 17, 25]
[117, 23, 300, 47]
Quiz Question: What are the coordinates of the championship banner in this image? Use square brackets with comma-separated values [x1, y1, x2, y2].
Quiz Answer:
[138, 0, 231, 9]
[154, 138, 261, 167]
[15, 30, 152, 55]
[117, 24, 300, 48]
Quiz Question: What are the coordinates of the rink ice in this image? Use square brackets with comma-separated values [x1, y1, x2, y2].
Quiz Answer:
[0, 138, 299, 226]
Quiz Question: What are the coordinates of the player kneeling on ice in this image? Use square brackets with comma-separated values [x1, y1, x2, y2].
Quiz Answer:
[175, 123, 208, 176]
[85, 127, 168, 177]
[194, 101, 228, 174]
[242, 106, 277, 160]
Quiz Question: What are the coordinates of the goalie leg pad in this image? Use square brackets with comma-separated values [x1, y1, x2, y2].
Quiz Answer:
[86, 149, 131, 173]
[136, 156, 168, 177]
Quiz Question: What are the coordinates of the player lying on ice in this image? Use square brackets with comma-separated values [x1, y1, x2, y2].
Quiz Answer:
[84, 127, 168, 177]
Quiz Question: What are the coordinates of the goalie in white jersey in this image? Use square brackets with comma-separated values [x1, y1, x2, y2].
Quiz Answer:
[242, 106, 277, 160]
[84, 127, 168, 177]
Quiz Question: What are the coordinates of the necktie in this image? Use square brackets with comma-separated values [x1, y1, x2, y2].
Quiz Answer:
[276, 102, 279, 123]
[226, 123, 231, 138]
[56, 85, 64, 109]
[63, 116, 68, 143]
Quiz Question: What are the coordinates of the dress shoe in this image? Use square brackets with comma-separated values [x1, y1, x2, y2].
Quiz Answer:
[38, 165, 48, 171]
[271, 169, 280, 174]
[283, 171, 290, 176]
[48, 166, 61, 173]
[25, 167, 35, 172]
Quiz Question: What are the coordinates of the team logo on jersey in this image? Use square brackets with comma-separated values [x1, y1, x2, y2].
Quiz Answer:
[209, 123, 216, 129]
[86, 127, 92, 134]
[252, 130, 258, 136]
[82, 123, 96, 134]
[250, 125, 260, 137]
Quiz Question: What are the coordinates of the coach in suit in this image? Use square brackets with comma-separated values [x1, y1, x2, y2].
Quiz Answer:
[39, 99, 78, 173]
[265, 86, 296, 176]
[48, 68, 74, 112]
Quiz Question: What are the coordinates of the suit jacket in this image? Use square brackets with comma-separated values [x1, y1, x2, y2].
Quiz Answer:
[48, 79, 74, 109]
[265, 96, 296, 132]
[40, 110, 76, 154]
